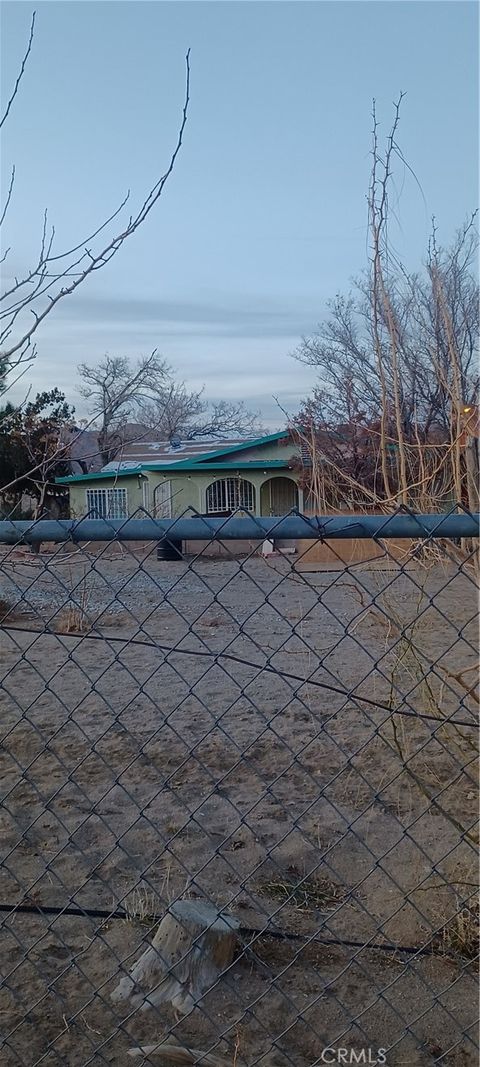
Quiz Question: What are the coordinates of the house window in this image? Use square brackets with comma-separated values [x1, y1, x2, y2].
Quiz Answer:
[206, 478, 255, 515]
[86, 487, 128, 519]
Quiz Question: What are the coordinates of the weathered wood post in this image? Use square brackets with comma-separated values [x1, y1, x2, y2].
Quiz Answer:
[111, 899, 239, 1015]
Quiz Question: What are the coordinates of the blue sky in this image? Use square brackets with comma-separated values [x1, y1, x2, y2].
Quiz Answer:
[1, 1, 478, 426]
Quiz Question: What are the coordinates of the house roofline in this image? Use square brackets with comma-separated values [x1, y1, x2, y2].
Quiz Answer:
[172, 429, 291, 465]
[55, 458, 292, 484]
[55, 468, 145, 485]
[151, 460, 291, 472]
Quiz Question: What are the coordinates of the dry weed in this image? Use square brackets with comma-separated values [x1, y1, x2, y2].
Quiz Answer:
[258, 865, 345, 911]
[122, 864, 185, 927]
[438, 897, 479, 960]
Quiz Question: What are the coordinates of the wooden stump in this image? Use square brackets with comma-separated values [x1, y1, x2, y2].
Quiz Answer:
[111, 899, 239, 1015]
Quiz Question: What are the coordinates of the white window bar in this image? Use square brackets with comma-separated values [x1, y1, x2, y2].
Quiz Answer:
[206, 478, 255, 514]
[85, 487, 128, 519]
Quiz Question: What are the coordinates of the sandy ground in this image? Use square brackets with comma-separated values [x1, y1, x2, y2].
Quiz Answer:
[0, 541, 478, 1067]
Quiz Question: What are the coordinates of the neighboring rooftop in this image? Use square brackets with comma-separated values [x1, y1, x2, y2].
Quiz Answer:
[101, 437, 252, 471]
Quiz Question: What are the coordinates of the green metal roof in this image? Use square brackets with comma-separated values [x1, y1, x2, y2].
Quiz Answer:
[56, 458, 291, 485]
[56, 468, 145, 485]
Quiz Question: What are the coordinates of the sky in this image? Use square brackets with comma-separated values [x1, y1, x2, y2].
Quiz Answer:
[1, 0, 478, 428]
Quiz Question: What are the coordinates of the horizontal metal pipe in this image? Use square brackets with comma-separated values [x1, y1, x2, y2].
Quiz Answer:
[0, 513, 478, 543]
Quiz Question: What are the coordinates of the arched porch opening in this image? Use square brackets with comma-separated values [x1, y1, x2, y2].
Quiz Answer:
[260, 476, 298, 516]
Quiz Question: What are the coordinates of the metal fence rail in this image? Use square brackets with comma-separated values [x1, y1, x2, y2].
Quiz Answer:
[0, 509, 478, 1067]
[0, 511, 479, 541]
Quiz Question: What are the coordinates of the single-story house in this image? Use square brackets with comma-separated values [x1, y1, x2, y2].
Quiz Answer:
[56, 431, 305, 520]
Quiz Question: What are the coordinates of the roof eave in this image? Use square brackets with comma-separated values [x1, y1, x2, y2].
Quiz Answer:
[55, 468, 146, 485]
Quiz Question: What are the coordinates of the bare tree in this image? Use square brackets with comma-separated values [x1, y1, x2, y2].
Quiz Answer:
[295, 224, 478, 440]
[294, 96, 479, 514]
[77, 351, 170, 465]
[77, 354, 262, 467]
[138, 386, 261, 441]
[0, 12, 190, 383]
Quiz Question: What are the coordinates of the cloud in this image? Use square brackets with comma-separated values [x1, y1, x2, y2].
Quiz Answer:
[52, 292, 321, 339]
[4, 289, 320, 427]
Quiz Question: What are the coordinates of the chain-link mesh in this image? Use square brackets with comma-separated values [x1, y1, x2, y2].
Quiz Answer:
[0, 509, 478, 1067]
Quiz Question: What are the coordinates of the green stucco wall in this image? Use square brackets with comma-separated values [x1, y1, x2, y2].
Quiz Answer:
[228, 438, 297, 462]
[147, 469, 300, 516]
[69, 477, 144, 519]
[69, 469, 302, 518]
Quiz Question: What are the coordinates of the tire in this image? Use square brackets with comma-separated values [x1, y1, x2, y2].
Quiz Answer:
[156, 538, 183, 561]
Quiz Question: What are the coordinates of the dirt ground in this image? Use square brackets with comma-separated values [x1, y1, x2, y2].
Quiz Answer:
[0, 540, 478, 1067]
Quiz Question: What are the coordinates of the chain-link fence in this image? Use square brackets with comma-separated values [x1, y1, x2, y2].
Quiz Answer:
[0, 509, 478, 1067]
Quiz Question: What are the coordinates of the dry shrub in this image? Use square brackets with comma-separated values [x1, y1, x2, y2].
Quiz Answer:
[438, 897, 479, 960]
[59, 604, 92, 633]
[258, 865, 346, 912]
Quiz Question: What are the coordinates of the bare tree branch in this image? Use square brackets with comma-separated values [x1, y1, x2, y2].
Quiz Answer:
[138, 389, 262, 442]
[0, 166, 16, 230]
[0, 11, 36, 129]
[1, 16, 191, 379]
